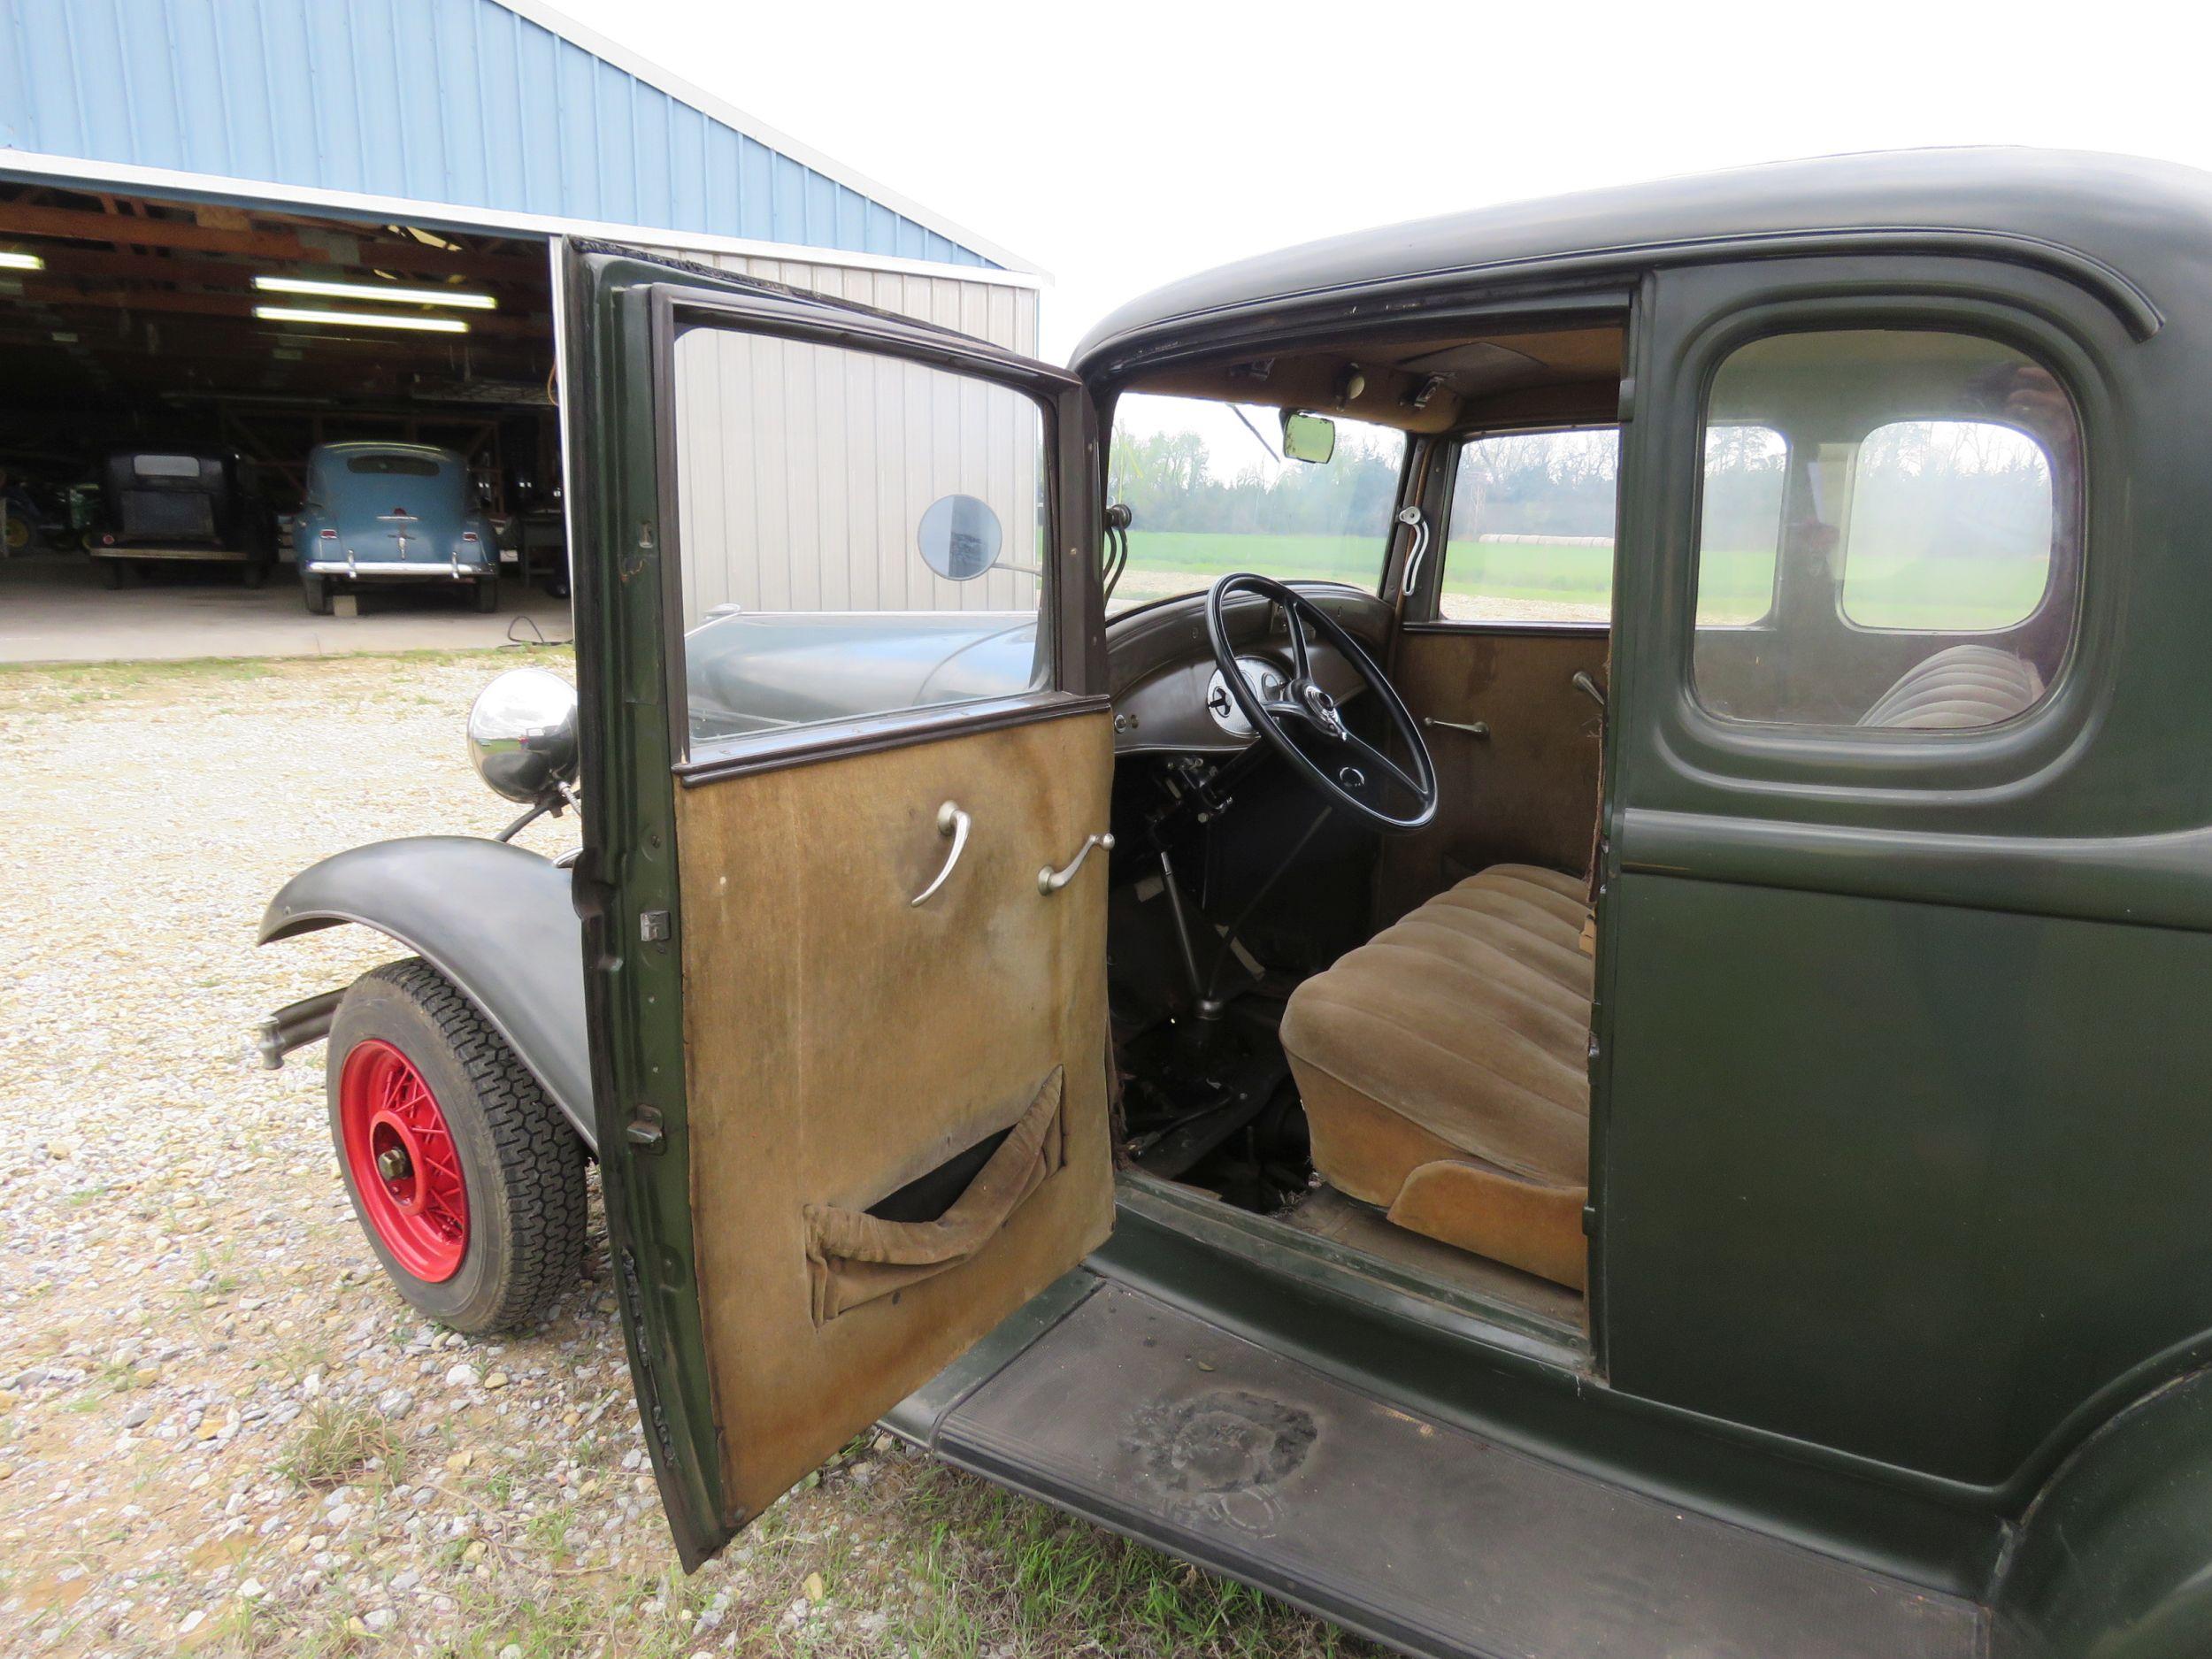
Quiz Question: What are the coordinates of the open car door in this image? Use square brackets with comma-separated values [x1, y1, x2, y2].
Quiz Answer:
[559, 240, 1114, 1567]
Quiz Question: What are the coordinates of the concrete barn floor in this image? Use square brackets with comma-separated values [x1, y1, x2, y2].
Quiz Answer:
[0, 556, 573, 665]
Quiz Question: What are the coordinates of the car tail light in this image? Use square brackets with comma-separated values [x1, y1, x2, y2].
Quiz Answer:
[319, 529, 338, 540]
[101, 533, 114, 545]
[461, 531, 479, 542]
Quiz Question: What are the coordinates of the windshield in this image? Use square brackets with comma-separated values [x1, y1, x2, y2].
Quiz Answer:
[1105, 392, 1405, 615]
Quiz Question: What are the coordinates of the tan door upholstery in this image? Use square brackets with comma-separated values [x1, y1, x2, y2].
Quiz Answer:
[676, 713, 1116, 1523]
[1372, 629, 1608, 926]
[1281, 864, 1593, 1290]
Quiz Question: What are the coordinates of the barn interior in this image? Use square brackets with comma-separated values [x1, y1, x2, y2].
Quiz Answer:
[0, 180, 562, 605]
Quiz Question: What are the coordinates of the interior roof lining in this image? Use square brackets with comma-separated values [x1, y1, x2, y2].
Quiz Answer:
[1119, 320, 1628, 436]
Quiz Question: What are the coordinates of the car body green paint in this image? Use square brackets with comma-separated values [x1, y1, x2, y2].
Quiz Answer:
[568, 152, 2212, 1648]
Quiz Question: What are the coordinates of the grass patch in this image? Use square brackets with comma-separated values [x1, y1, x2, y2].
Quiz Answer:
[0, 641, 567, 683]
[895, 1465, 1370, 1659]
[280, 1402, 408, 1490]
[443, 1577, 702, 1659]
[0, 643, 575, 718]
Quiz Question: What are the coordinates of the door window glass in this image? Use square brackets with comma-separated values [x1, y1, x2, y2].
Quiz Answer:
[1105, 392, 1402, 615]
[671, 326, 1050, 756]
[1439, 428, 1616, 623]
[1692, 329, 2081, 728]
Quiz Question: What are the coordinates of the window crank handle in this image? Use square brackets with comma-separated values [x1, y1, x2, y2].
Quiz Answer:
[910, 801, 971, 907]
[1039, 832, 1115, 895]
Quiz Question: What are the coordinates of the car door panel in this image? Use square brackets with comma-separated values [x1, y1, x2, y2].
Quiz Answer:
[674, 711, 1115, 1518]
[562, 238, 1111, 1563]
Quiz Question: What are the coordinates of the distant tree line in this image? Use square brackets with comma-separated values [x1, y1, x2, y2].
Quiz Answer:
[1108, 426, 1402, 536]
[1105, 414, 2053, 567]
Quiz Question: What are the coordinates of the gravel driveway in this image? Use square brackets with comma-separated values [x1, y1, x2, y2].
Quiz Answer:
[0, 649, 1364, 1658]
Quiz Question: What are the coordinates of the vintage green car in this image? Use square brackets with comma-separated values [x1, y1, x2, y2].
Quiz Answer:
[259, 148, 2212, 1656]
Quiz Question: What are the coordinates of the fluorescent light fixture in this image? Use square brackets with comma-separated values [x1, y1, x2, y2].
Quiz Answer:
[253, 274, 495, 310]
[254, 304, 470, 334]
[0, 250, 44, 272]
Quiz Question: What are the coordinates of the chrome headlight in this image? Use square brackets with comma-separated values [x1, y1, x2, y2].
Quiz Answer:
[466, 667, 580, 803]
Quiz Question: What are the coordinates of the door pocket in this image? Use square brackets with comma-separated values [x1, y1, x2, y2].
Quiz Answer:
[803, 1065, 1067, 1324]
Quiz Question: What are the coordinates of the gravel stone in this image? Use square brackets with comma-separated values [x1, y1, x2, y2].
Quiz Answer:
[0, 654, 1350, 1659]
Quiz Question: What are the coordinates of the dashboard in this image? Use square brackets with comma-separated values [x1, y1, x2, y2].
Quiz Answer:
[1103, 584, 1392, 756]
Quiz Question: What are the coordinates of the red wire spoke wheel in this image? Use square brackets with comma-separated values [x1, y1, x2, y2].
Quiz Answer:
[339, 1038, 470, 1282]
[325, 959, 588, 1334]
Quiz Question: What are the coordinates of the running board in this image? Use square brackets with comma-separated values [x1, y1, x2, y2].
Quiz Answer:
[904, 1279, 1984, 1659]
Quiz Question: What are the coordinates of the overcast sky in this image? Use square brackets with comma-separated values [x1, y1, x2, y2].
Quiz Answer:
[552, 0, 2209, 364]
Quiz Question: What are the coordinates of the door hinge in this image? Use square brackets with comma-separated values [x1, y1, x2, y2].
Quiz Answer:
[625, 1103, 666, 1151]
[639, 909, 672, 943]
[1582, 1203, 1598, 1236]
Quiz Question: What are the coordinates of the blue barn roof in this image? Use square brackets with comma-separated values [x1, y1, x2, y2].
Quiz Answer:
[0, 0, 1032, 273]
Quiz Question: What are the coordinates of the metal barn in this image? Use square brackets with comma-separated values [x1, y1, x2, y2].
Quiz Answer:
[0, 0, 1042, 641]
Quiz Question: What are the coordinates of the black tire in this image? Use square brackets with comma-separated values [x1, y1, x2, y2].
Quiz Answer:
[542, 568, 571, 599]
[472, 576, 500, 613]
[302, 574, 332, 615]
[326, 958, 588, 1334]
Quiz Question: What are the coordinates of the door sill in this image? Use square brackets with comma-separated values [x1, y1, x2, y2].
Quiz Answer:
[1115, 1169, 1591, 1370]
[920, 1279, 1985, 1659]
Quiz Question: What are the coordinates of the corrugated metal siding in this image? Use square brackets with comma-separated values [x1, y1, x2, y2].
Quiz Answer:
[650, 244, 1043, 626]
[0, 0, 996, 267]
[673, 330, 1041, 626]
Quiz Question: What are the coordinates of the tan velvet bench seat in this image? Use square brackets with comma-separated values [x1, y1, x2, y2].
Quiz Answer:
[1280, 864, 1593, 1291]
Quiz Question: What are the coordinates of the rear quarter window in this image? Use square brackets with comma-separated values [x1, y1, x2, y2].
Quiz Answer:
[1839, 419, 2055, 630]
[346, 454, 444, 478]
[1690, 328, 2082, 730]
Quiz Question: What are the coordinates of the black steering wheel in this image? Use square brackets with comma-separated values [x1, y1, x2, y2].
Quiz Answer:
[1202, 572, 1438, 833]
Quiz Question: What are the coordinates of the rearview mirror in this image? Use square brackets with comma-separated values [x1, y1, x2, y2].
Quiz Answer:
[917, 492, 1003, 581]
[1280, 411, 1337, 465]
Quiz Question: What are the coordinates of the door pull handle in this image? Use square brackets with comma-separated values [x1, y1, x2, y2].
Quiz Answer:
[910, 801, 971, 907]
[1421, 717, 1489, 739]
[1039, 832, 1115, 895]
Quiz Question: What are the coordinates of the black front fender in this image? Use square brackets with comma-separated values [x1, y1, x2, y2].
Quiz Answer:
[259, 835, 595, 1152]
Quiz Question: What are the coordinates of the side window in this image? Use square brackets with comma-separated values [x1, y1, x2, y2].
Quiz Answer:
[1691, 329, 2081, 728]
[670, 326, 1050, 757]
[1438, 427, 1617, 624]
[1695, 426, 1788, 625]
[1840, 420, 2053, 629]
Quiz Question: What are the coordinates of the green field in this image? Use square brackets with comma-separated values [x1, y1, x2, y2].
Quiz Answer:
[1113, 530, 2044, 630]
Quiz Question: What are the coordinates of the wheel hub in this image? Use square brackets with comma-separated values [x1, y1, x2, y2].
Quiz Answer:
[338, 1040, 469, 1283]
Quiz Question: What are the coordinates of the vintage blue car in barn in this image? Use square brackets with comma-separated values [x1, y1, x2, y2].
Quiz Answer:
[294, 441, 501, 614]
